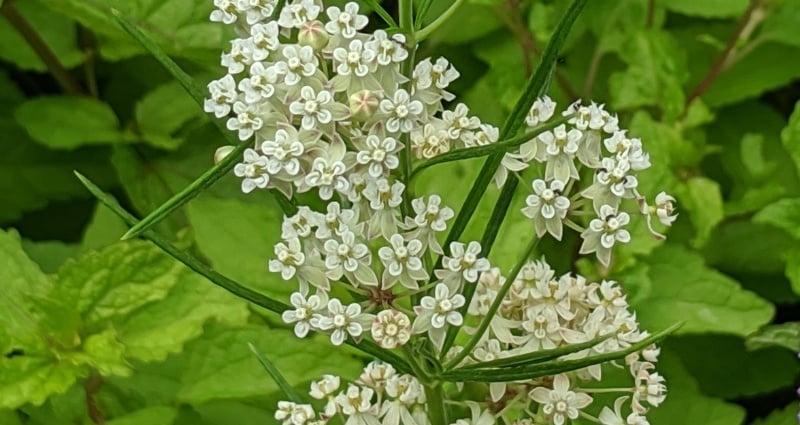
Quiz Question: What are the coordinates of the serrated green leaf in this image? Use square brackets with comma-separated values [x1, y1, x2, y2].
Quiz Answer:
[0, 0, 84, 71]
[187, 196, 288, 298]
[0, 355, 85, 410]
[176, 324, 363, 404]
[52, 240, 185, 328]
[751, 403, 799, 425]
[621, 244, 774, 336]
[115, 269, 249, 363]
[663, 0, 748, 18]
[666, 334, 799, 399]
[106, 406, 178, 425]
[704, 43, 800, 107]
[753, 198, 800, 240]
[782, 100, 800, 174]
[70, 329, 132, 377]
[135, 80, 206, 150]
[609, 30, 687, 120]
[676, 176, 724, 247]
[746, 322, 800, 352]
[14, 96, 129, 149]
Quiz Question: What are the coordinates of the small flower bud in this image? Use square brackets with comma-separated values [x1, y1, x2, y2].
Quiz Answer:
[214, 145, 235, 164]
[349, 90, 380, 121]
[298, 20, 328, 50]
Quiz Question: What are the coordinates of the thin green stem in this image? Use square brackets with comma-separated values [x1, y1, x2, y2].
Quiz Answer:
[249, 343, 304, 403]
[398, 0, 413, 33]
[415, 0, 465, 41]
[424, 383, 448, 425]
[444, 236, 540, 370]
[362, 0, 398, 28]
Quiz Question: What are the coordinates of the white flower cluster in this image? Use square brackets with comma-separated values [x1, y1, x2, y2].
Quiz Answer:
[203, 1, 673, 425]
[275, 361, 429, 425]
[485, 97, 678, 266]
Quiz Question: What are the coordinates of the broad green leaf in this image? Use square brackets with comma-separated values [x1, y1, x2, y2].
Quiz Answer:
[786, 249, 800, 295]
[21, 239, 80, 273]
[0, 70, 24, 112]
[703, 221, 798, 276]
[472, 34, 528, 112]
[609, 30, 688, 120]
[187, 196, 288, 298]
[14, 97, 129, 149]
[665, 334, 799, 398]
[428, 2, 503, 45]
[746, 322, 800, 352]
[191, 401, 276, 425]
[0, 118, 116, 224]
[0, 355, 85, 410]
[0, 0, 84, 71]
[79, 203, 130, 253]
[52, 240, 186, 328]
[646, 348, 745, 425]
[0, 410, 22, 425]
[135, 80, 206, 150]
[751, 403, 799, 425]
[759, 0, 800, 48]
[753, 198, 800, 240]
[69, 329, 132, 377]
[675, 176, 724, 247]
[663, 0, 748, 18]
[106, 406, 178, 425]
[621, 244, 774, 336]
[704, 43, 800, 107]
[176, 324, 363, 404]
[782, 100, 800, 175]
[115, 269, 249, 362]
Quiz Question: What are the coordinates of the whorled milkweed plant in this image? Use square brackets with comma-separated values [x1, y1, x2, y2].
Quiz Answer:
[84, 1, 681, 424]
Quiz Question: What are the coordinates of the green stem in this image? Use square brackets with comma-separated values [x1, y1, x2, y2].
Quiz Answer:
[398, 0, 414, 34]
[415, 0, 465, 41]
[424, 383, 448, 425]
[444, 236, 540, 370]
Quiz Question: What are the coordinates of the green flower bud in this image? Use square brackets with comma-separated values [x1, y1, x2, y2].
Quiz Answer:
[349, 90, 380, 121]
[298, 20, 328, 51]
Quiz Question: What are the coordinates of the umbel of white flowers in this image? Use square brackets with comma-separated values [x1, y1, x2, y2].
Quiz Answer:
[203, 1, 677, 424]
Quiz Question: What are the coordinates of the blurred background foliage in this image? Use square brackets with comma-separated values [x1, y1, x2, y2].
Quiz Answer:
[1, 0, 799, 424]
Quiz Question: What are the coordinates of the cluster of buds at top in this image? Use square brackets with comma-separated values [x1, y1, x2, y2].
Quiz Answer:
[203, 1, 677, 425]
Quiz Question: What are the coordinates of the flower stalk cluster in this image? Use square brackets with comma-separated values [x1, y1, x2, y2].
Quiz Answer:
[203, 1, 678, 425]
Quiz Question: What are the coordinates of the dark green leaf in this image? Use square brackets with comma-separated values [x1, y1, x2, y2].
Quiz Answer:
[746, 322, 800, 352]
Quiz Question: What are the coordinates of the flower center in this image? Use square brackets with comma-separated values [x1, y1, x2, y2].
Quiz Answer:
[395, 104, 409, 117]
[304, 100, 319, 113]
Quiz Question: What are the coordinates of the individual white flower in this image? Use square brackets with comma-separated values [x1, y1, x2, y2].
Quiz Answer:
[310, 374, 341, 400]
[362, 178, 404, 240]
[281, 206, 322, 239]
[441, 103, 480, 142]
[275, 401, 316, 425]
[405, 194, 454, 254]
[204, 74, 237, 117]
[269, 238, 305, 279]
[632, 362, 667, 413]
[371, 310, 412, 349]
[529, 374, 593, 425]
[239, 62, 281, 104]
[598, 396, 630, 425]
[238, 0, 277, 25]
[261, 126, 315, 177]
[314, 298, 369, 345]
[315, 202, 360, 240]
[410, 122, 451, 159]
[439, 241, 490, 290]
[579, 205, 631, 267]
[382, 374, 424, 425]
[210, 0, 240, 24]
[517, 307, 562, 351]
[335, 385, 380, 425]
[333, 39, 377, 78]
[304, 140, 350, 200]
[604, 131, 650, 171]
[537, 124, 582, 183]
[380, 89, 424, 134]
[653, 192, 677, 226]
[412, 283, 465, 349]
[323, 230, 372, 281]
[234, 148, 270, 193]
[581, 157, 638, 214]
[276, 44, 319, 86]
[526, 96, 557, 127]
[325, 2, 368, 39]
[463, 122, 499, 148]
[378, 234, 427, 289]
[413, 57, 459, 103]
[366, 30, 408, 66]
[358, 361, 397, 393]
[282, 291, 328, 338]
[226, 101, 264, 140]
[278, 0, 321, 29]
[356, 135, 402, 178]
[221, 38, 254, 75]
[290, 86, 349, 130]
[567, 102, 619, 167]
[521, 179, 571, 240]
[249, 20, 280, 58]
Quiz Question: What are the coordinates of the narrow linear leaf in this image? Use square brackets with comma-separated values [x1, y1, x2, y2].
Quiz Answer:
[73, 172, 412, 374]
[442, 323, 681, 382]
[456, 333, 614, 370]
[249, 343, 303, 403]
[109, 10, 295, 241]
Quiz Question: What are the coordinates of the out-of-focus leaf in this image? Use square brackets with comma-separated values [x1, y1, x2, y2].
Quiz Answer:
[675, 176, 724, 247]
[175, 324, 363, 404]
[0, 410, 22, 425]
[106, 406, 178, 425]
[747, 322, 800, 352]
[666, 334, 799, 398]
[751, 403, 799, 425]
[759, 0, 800, 48]
[782, 100, 800, 174]
[21, 239, 80, 273]
[754, 198, 800, 240]
[704, 43, 800, 107]
[0, 0, 84, 70]
[663, 0, 748, 18]
[79, 203, 130, 253]
[191, 401, 275, 425]
[621, 244, 774, 336]
[609, 30, 687, 120]
[472, 34, 527, 112]
[703, 221, 797, 275]
[786, 249, 800, 295]
[186, 196, 288, 298]
[429, 2, 503, 45]
[14, 97, 129, 149]
[135, 80, 206, 150]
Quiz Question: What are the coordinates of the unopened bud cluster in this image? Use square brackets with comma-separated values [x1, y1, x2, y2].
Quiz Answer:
[204, 1, 677, 424]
